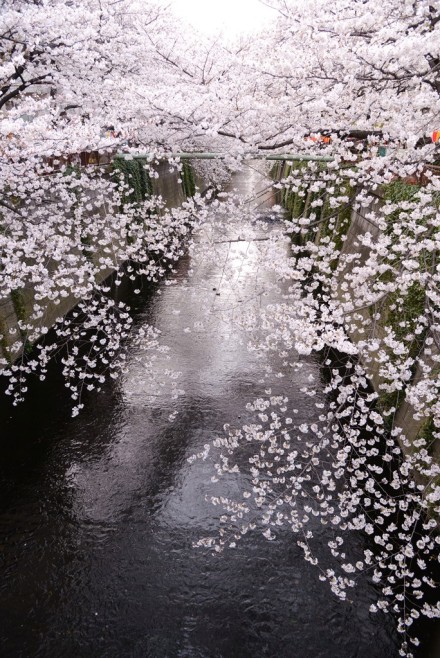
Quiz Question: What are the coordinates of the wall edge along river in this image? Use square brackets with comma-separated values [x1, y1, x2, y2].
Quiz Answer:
[272, 159, 440, 495]
[0, 158, 199, 365]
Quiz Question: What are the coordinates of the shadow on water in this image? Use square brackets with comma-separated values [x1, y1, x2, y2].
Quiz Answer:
[0, 165, 436, 657]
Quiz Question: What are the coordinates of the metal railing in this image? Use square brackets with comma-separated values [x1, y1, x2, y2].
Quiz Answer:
[115, 152, 335, 162]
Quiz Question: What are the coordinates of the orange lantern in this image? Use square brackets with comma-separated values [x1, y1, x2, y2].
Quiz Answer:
[432, 131, 440, 143]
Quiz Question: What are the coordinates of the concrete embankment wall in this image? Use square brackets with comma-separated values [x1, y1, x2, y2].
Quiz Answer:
[0, 161, 195, 365]
[342, 200, 439, 462]
[271, 159, 439, 460]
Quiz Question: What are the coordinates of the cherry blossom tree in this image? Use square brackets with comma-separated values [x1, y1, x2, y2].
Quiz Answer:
[0, 0, 223, 409]
[1, 1, 439, 655]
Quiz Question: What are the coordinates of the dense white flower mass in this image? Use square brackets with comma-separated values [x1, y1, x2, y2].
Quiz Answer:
[1, 1, 439, 655]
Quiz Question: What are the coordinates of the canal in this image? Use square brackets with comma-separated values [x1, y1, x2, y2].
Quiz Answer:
[0, 165, 429, 657]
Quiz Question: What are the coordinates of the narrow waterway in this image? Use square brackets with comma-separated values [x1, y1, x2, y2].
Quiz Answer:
[0, 165, 419, 657]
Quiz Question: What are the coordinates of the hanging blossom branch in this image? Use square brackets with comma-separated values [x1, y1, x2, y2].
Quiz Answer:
[0, 151, 212, 413]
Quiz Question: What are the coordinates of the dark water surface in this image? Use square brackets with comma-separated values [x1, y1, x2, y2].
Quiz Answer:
[0, 167, 435, 657]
